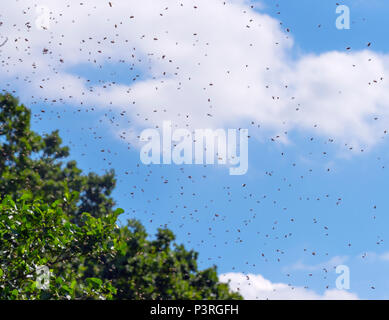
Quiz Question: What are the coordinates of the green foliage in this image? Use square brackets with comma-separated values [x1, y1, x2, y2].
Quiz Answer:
[0, 93, 241, 300]
[0, 194, 120, 299]
[83, 220, 242, 300]
[0, 93, 116, 220]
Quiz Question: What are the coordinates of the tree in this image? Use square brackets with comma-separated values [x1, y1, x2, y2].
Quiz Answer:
[84, 220, 241, 299]
[0, 93, 241, 300]
[0, 93, 115, 221]
[0, 193, 121, 299]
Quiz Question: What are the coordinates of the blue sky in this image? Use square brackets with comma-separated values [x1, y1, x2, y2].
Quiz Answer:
[2, 0, 389, 299]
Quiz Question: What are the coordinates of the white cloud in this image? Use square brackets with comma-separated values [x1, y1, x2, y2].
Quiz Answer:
[219, 272, 358, 300]
[2, 0, 389, 149]
[379, 252, 389, 261]
[287, 255, 349, 272]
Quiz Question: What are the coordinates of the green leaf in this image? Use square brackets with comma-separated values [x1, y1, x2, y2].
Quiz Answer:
[86, 277, 103, 288]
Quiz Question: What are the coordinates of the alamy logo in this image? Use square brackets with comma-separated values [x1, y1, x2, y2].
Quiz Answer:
[335, 265, 350, 290]
[36, 265, 50, 290]
[335, 5, 350, 30]
[0, 37, 8, 48]
[140, 121, 248, 175]
[35, 5, 51, 30]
